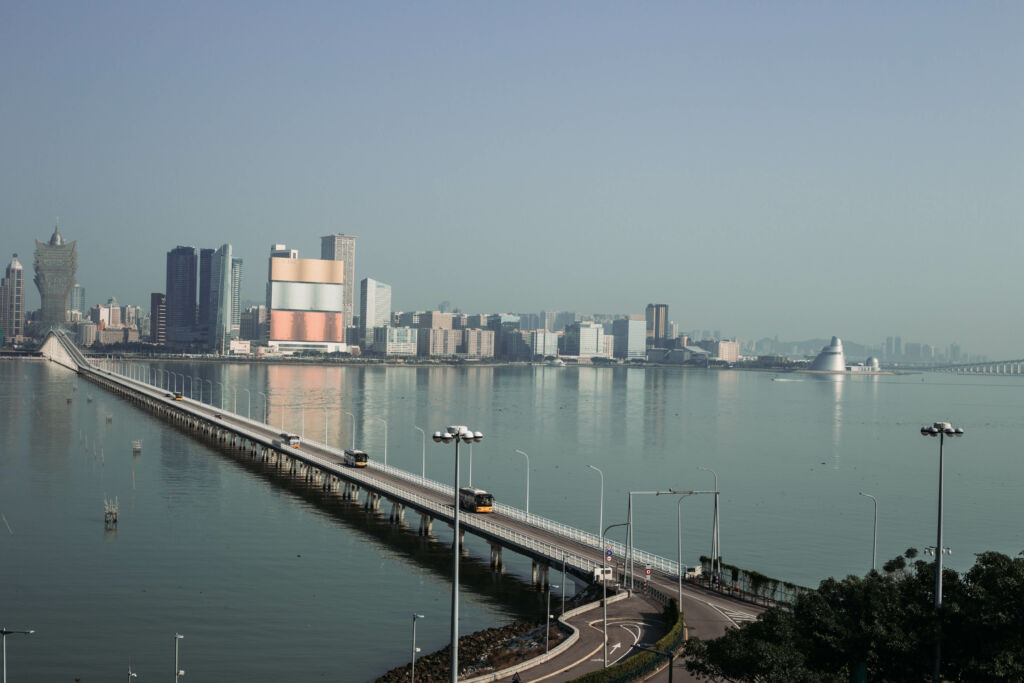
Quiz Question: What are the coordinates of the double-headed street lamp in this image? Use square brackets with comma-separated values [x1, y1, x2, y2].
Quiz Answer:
[411, 613, 425, 683]
[859, 491, 878, 572]
[1, 627, 34, 683]
[920, 420, 964, 683]
[344, 411, 356, 450]
[433, 425, 483, 683]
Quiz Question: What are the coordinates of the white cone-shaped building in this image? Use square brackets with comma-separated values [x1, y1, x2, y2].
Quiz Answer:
[809, 336, 846, 372]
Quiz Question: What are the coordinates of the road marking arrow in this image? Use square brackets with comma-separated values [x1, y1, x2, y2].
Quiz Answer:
[610, 642, 621, 654]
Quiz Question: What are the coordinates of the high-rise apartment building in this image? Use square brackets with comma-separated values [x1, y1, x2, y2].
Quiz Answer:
[320, 234, 356, 342]
[230, 258, 243, 334]
[150, 293, 167, 344]
[165, 246, 198, 346]
[645, 303, 668, 347]
[69, 284, 86, 315]
[613, 315, 646, 359]
[239, 305, 267, 341]
[1, 255, 26, 342]
[360, 277, 391, 345]
[198, 247, 214, 343]
[267, 244, 346, 354]
[34, 223, 77, 331]
[564, 321, 606, 358]
[208, 244, 234, 352]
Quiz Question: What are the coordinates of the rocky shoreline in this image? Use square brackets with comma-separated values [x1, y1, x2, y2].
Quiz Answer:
[375, 619, 570, 682]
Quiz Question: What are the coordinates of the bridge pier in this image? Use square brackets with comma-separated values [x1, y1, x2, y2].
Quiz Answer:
[489, 543, 504, 572]
[389, 502, 405, 524]
[531, 561, 549, 588]
[418, 513, 433, 536]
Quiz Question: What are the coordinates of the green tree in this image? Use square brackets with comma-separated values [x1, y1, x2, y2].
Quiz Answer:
[684, 552, 1024, 681]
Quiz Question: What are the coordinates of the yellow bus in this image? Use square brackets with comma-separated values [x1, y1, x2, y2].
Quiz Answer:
[276, 433, 301, 448]
[343, 449, 369, 467]
[459, 487, 494, 513]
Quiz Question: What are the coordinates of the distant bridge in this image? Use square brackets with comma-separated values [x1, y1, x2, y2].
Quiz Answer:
[928, 360, 1024, 376]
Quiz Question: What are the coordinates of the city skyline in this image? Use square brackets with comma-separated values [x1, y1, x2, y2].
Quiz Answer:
[1, 4, 1020, 356]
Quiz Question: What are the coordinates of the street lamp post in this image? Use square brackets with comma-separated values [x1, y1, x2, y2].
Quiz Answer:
[546, 583, 560, 653]
[514, 449, 530, 515]
[433, 425, 483, 683]
[376, 417, 388, 466]
[345, 411, 356, 450]
[699, 466, 721, 582]
[239, 388, 251, 419]
[920, 421, 964, 683]
[214, 381, 224, 409]
[1, 628, 34, 683]
[586, 464, 604, 536]
[859, 491, 878, 572]
[627, 490, 682, 589]
[192, 377, 202, 401]
[257, 391, 268, 423]
[633, 643, 676, 683]
[677, 494, 692, 611]
[411, 613, 425, 683]
[602, 522, 629, 668]
[414, 426, 426, 479]
[205, 380, 213, 406]
[173, 633, 185, 683]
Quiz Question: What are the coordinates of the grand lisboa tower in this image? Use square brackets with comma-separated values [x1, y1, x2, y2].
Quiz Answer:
[34, 222, 77, 332]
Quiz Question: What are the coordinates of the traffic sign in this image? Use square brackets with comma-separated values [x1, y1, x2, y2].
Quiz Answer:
[645, 567, 652, 576]
[605, 549, 613, 560]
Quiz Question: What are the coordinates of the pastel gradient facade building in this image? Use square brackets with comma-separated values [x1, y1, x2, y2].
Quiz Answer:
[34, 224, 77, 331]
[266, 244, 347, 354]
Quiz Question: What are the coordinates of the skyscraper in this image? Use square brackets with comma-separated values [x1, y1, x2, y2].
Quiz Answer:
[34, 223, 77, 331]
[69, 284, 86, 315]
[320, 234, 356, 341]
[613, 315, 646, 359]
[165, 246, 198, 346]
[197, 247, 214, 344]
[208, 244, 234, 352]
[360, 277, 391, 346]
[230, 258, 243, 335]
[645, 303, 668, 347]
[150, 292, 167, 345]
[1, 254, 26, 342]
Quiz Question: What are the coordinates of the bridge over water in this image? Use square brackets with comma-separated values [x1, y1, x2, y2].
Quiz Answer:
[40, 330, 684, 590]
[927, 359, 1024, 376]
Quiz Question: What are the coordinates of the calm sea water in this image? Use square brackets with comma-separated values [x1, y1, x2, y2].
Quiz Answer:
[3, 359, 1022, 680]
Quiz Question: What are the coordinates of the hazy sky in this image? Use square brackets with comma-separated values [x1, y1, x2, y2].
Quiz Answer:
[2, 2, 1020, 357]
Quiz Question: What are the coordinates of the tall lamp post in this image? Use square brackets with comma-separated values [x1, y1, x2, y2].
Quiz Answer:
[602, 522, 629, 668]
[414, 426, 426, 478]
[920, 421, 963, 683]
[546, 583, 560, 653]
[173, 633, 185, 683]
[1, 627, 34, 683]
[514, 449, 530, 515]
[344, 411, 356, 450]
[676, 494, 692, 611]
[376, 417, 388, 466]
[411, 613, 425, 683]
[859, 491, 878, 572]
[586, 464, 604, 536]
[699, 466, 721, 581]
[433, 425, 483, 683]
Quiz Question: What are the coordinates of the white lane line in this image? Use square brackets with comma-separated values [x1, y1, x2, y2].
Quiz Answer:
[700, 598, 756, 627]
